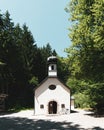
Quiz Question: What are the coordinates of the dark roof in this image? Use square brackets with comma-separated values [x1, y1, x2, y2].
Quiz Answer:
[47, 56, 57, 61]
[47, 56, 57, 64]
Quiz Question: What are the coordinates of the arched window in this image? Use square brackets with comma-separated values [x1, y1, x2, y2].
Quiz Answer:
[51, 65, 54, 70]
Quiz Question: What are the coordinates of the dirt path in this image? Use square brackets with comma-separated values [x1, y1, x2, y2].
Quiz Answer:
[0, 109, 104, 130]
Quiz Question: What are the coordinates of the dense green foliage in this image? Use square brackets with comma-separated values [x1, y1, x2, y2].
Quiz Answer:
[66, 0, 104, 113]
[1, 0, 104, 115]
[0, 11, 59, 109]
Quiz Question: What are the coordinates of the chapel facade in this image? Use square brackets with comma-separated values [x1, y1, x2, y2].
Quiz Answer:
[34, 56, 71, 115]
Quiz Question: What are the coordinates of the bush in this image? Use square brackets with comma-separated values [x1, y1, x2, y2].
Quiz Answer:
[74, 92, 90, 108]
[88, 83, 104, 114]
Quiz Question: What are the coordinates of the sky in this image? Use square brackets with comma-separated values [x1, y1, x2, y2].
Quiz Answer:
[0, 0, 71, 57]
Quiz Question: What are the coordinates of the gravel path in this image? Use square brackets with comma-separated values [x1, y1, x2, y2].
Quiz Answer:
[0, 109, 104, 130]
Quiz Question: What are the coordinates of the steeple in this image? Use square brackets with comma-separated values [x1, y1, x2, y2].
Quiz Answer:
[47, 56, 57, 77]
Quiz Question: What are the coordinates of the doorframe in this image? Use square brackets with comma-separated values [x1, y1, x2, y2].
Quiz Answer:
[48, 100, 57, 114]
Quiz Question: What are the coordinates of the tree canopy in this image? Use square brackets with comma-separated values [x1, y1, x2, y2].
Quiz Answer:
[66, 0, 104, 113]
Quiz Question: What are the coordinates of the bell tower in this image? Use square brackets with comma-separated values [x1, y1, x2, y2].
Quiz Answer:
[47, 56, 57, 77]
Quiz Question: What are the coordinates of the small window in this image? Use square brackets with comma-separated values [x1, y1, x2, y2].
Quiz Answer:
[49, 85, 56, 90]
[40, 104, 44, 109]
[61, 104, 65, 108]
[51, 65, 54, 70]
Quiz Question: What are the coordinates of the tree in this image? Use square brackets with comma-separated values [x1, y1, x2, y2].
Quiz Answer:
[87, 83, 104, 114]
[57, 57, 69, 83]
[66, 0, 104, 81]
[0, 11, 36, 108]
[66, 0, 104, 112]
[32, 43, 57, 82]
[0, 11, 15, 95]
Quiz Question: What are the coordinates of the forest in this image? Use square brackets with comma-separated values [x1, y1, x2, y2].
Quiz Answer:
[0, 0, 104, 115]
[0, 11, 67, 110]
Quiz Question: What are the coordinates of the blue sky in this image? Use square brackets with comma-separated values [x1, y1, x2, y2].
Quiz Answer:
[0, 0, 71, 57]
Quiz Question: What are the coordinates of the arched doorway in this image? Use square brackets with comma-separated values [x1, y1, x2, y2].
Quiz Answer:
[48, 101, 57, 114]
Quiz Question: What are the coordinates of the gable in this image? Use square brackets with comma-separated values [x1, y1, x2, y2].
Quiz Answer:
[35, 77, 70, 98]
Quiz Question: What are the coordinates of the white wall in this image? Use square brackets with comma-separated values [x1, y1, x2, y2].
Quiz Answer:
[34, 78, 70, 115]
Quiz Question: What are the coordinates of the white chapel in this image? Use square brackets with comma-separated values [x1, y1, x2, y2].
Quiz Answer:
[34, 56, 71, 115]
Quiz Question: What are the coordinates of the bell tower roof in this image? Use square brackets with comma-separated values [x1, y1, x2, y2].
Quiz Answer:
[47, 56, 57, 64]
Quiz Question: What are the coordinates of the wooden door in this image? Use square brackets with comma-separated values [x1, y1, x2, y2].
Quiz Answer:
[48, 101, 57, 114]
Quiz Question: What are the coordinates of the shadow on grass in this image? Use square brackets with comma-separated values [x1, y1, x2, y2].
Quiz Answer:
[0, 116, 103, 130]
